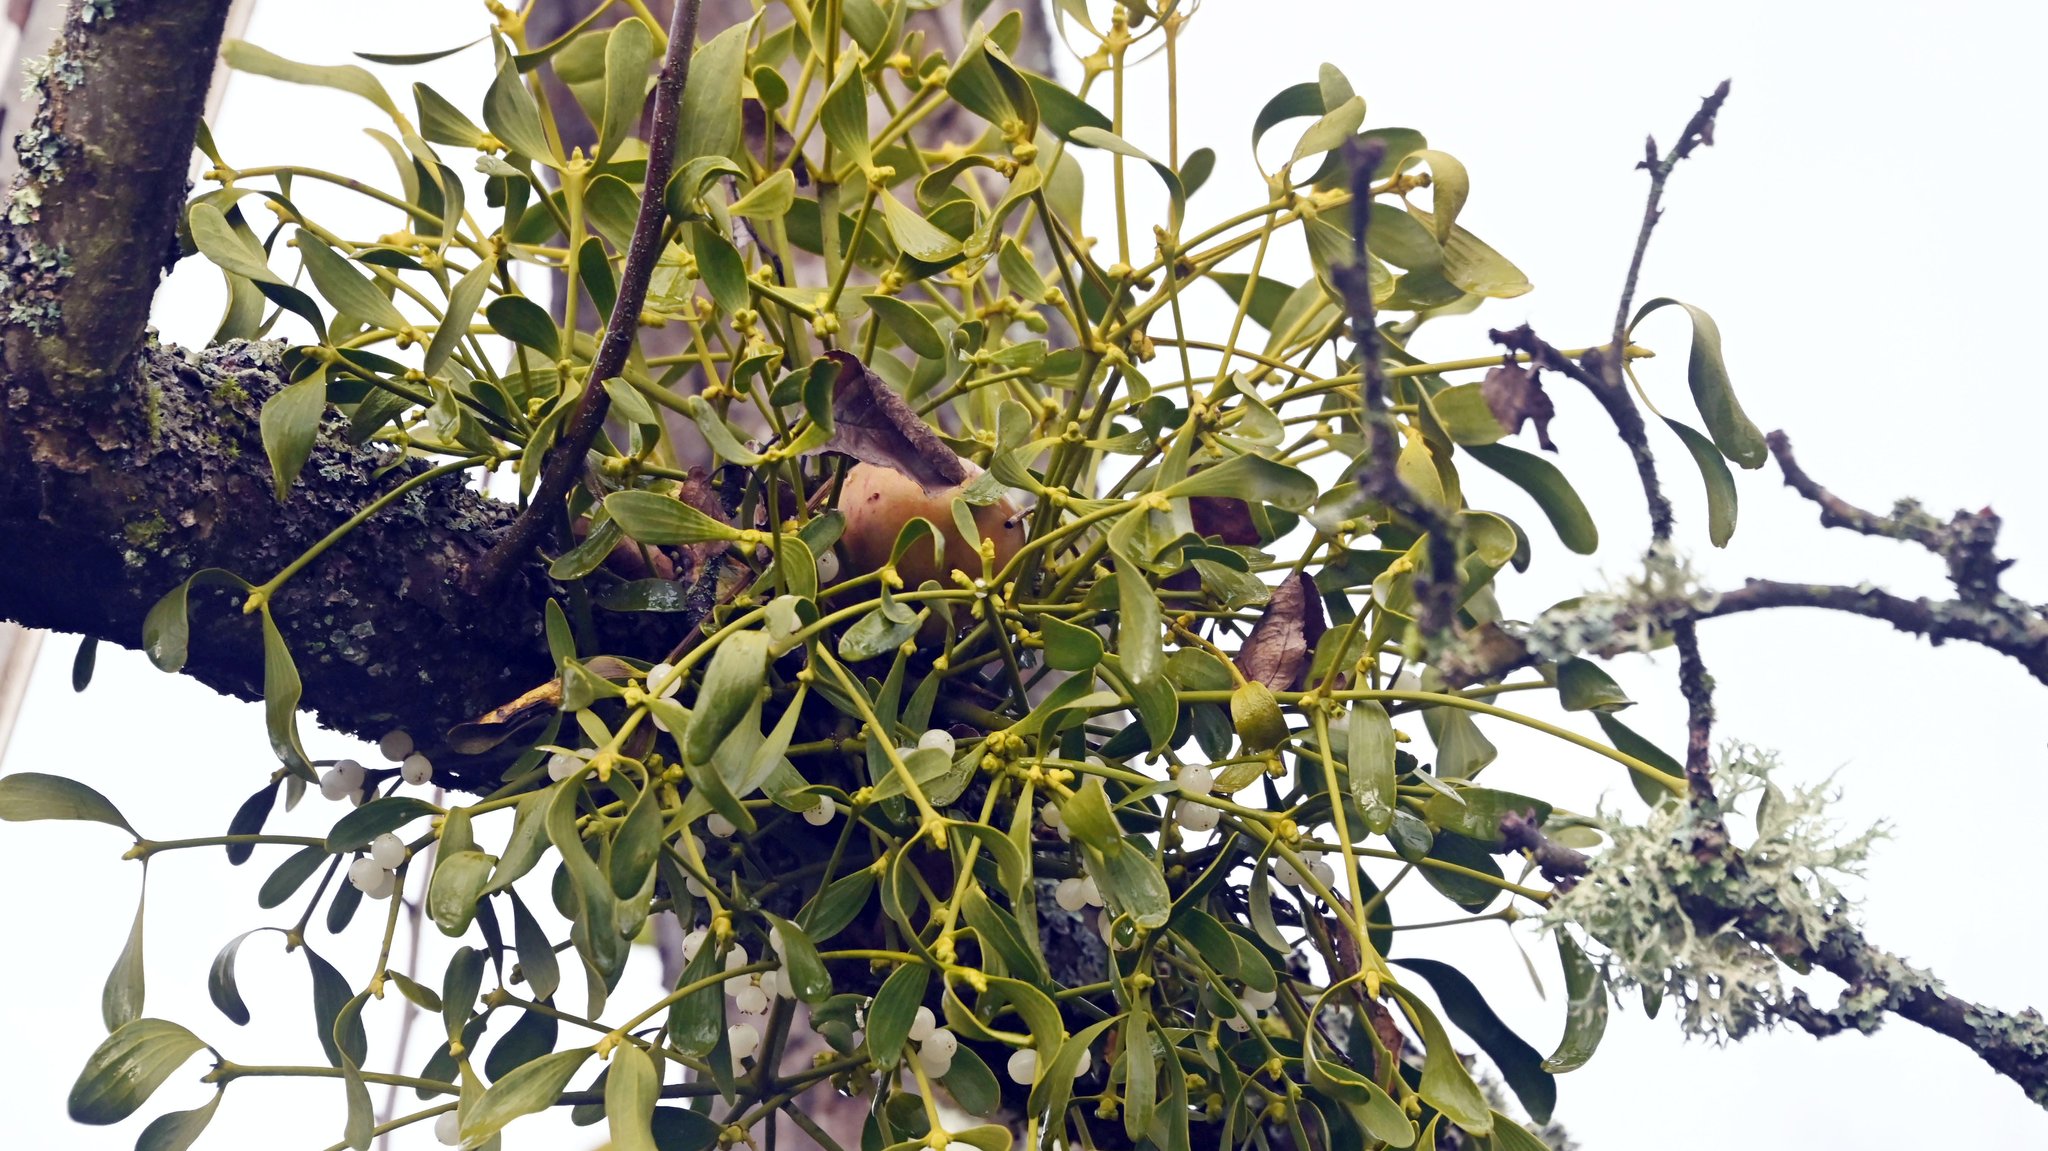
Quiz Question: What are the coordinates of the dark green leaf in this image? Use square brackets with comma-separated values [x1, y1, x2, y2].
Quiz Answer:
[1466, 443, 1597, 555]
[1664, 416, 1739, 546]
[866, 962, 929, 1066]
[764, 914, 832, 1004]
[308, 947, 367, 1067]
[1387, 984, 1491, 1135]
[1594, 712, 1686, 805]
[484, 47, 555, 165]
[1631, 298, 1766, 468]
[327, 797, 440, 852]
[1543, 931, 1608, 1073]
[134, 1088, 222, 1151]
[0, 772, 134, 832]
[66, 1018, 205, 1125]
[487, 295, 561, 358]
[209, 930, 263, 1026]
[428, 849, 496, 937]
[102, 879, 147, 1031]
[484, 1000, 561, 1081]
[1395, 958, 1554, 1124]
[462, 1047, 594, 1144]
[258, 367, 328, 501]
[258, 845, 328, 909]
[1555, 657, 1633, 713]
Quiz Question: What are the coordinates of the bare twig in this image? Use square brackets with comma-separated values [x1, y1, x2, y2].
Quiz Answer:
[1333, 137, 1460, 636]
[1498, 810, 1589, 888]
[468, 0, 707, 593]
[1769, 430, 2013, 604]
[1610, 80, 1733, 375]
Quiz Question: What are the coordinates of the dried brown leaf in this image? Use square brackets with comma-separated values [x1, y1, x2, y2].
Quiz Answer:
[1235, 571, 1327, 691]
[1482, 363, 1556, 452]
[814, 351, 971, 494]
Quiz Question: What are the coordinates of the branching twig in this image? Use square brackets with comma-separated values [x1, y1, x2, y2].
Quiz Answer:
[1333, 137, 1460, 636]
[1769, 430, 2014, 604]
[468, 0, 706, 593]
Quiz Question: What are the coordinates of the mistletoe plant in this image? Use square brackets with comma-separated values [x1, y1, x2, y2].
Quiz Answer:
[6, 2, 2046, 1151]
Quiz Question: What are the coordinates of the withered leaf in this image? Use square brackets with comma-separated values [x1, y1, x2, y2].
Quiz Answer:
[1190, 496, 1261, 546]
[1482, 363, 1556, 452]
[813, 350, 971, 494]
[1236, 571, 1327, 691]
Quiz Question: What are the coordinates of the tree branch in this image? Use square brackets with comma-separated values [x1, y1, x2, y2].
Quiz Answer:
[468, 0, 705, 593]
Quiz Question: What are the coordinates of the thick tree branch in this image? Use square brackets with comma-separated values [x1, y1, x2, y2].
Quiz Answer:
[1, 0, 233, 399]
[469, 0, 705, 592]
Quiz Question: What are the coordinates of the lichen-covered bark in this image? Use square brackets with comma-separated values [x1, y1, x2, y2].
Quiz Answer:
[3, 0, 235, 398]
[0, 337, 556, 792]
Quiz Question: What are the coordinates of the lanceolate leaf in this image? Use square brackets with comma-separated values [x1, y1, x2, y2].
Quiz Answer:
[462, 1047, 594, 1144]
[1387, 984, 1492, 1135]
[1394, 957, 1556, 1124]
[1664, 416, 1740, 546]
[1631, 298, 1767, 468]
[0, 772, 134, 833]
[67, 1018, 206, 1125]
[1543, 931, 1609, 1073]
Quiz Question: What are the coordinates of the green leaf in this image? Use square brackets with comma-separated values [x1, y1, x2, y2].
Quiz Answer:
[1122, 1011, 1157, 1139]
[866, 962, 929, 1066]
[546, 781, 622, 970]
[221, 41, 399, 119]
[134, 1088, 222, 1151]
[864, 294, 946, 359]
[462, 1047, 595, 1144]
[1289, 94, 1366, 167]
[1304, 1044, 1413, 1147]
[676, 20, 753, 164]
[1071, 126, 1185, 226]
[1347, 701, 1397, 835]
[1487, 1115, 1557, 1151]
[0, 772, 133, 832]
[879, 192, 962, 262]
[484, 1002, 560, 1081]
[1594, 712, 1686, 805]
[690, 224, 750, 315]
[606, 1044, 661, 1151]
[1394, 958, 1555, 1124]
[102, 878, 147, 1031]
[798, 868, 877, 943]
[765, 914, 833, 1004]
[259, 366, 328, 501]
[1090, 839, 1172, 930]
[684, 631, 769, 765]
[1409, 150, 1470, 242]
[1388, 984, 1492, 1135]
[1109, 543, 1164, 689]
[1466, 443, 1598, 555]
[295, 232, 406, 330]
[209, 930, 263, 1026]
[1027, 1015, 1119, 1131]
[425, 259, 494, 379]
[1543, 931, 1609, 1073]
[820, 57, 872, 167]
[414, 81, 484, 146]
[1040, 615, 1103, 671]
[66, 1018, 205, 1125]
[609, 781, 664, 900]
[604, 490, 744, 545]
[1555, 657, 1633, 713]
[730, 169, 797, 220]
[258, 845, 328, 909]
[959, 885, 1048, 986]
[1422, 706, 1496, 778]
[1664, 416, 1739, 546]
[1424, 788, 1551, 848]
[428, 850, 496, 937]
[942, 1048, 1003, 1118]
[1162, 453, 1320, 512]
[488, 295, 561, 358]
[1024, 72, 1111, 141]
[597, 17, 654, 164]
[327, 797, 440, 851]
[1631, 298, 1766, 469]
[485, 46, 556, 166]
[307, 946, 368, 1066]
[665, 935, 726, 1057]
[510, 890, 562, 1002]
[441, 945, 486, 1043]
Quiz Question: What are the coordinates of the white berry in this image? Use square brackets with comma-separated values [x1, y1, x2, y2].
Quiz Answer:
[1242, 985, 1276, 1011]
[1178, 764, 1214, 797]
[682, 928, 708, 960]
[816, 549, 841, 583]
[802, 795, 838, 826]
[917, 728, 956, 757]
[1272, 859, 1303, 887]
[1006, 1047, 1038, 1085]
[734, 984, 768, 1016]
[916, 1037, 955, 1077]
[727, 1023, 760, 1062]
[379, 730, 415, 762]
[368, 833, 406, 869]
[706, 813, 736, 838]
[347, 857, 385, 890]
[759, 970, 783, 999]
[1078, 877, 1103, 908]
[319, 768, 352, 802]
[647, 662, 680, 699]
[1039, 802, 1064, 830]
[400, 753, 433, 786]
[547, 751, 585, 782]
[1053, 877, 1088, 912]
[906, 1006, 936, 1043]
[359, 866, 396, 900]
[334, 759, 365, 788]
[433, 1109, 461, 1146]
[1176, 802, 1221, 832]
[1073, 1048, 1093, 1077]
[921, 1027, 958, 1061]
[1308, 857, 1336, 888]
[724, 945, 749, 975]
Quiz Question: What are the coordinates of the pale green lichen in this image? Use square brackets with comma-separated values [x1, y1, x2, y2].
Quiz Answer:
[1521, 540, 1720, 661]
[1545, 744, 1886, 1043]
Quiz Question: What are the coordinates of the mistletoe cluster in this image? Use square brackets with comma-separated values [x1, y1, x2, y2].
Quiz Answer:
[27, 2, 2031, 1151]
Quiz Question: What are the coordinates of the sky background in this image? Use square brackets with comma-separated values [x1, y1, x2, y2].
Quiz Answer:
[3, 1, 2046, 1148]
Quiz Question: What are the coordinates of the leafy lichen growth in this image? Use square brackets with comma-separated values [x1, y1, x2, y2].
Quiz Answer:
[1545, 744, 1886, 1042]
[1520, 540, 1721, 661]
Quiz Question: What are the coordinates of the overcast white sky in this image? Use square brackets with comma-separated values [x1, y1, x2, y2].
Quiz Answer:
[3, 2, 2045, 1148]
